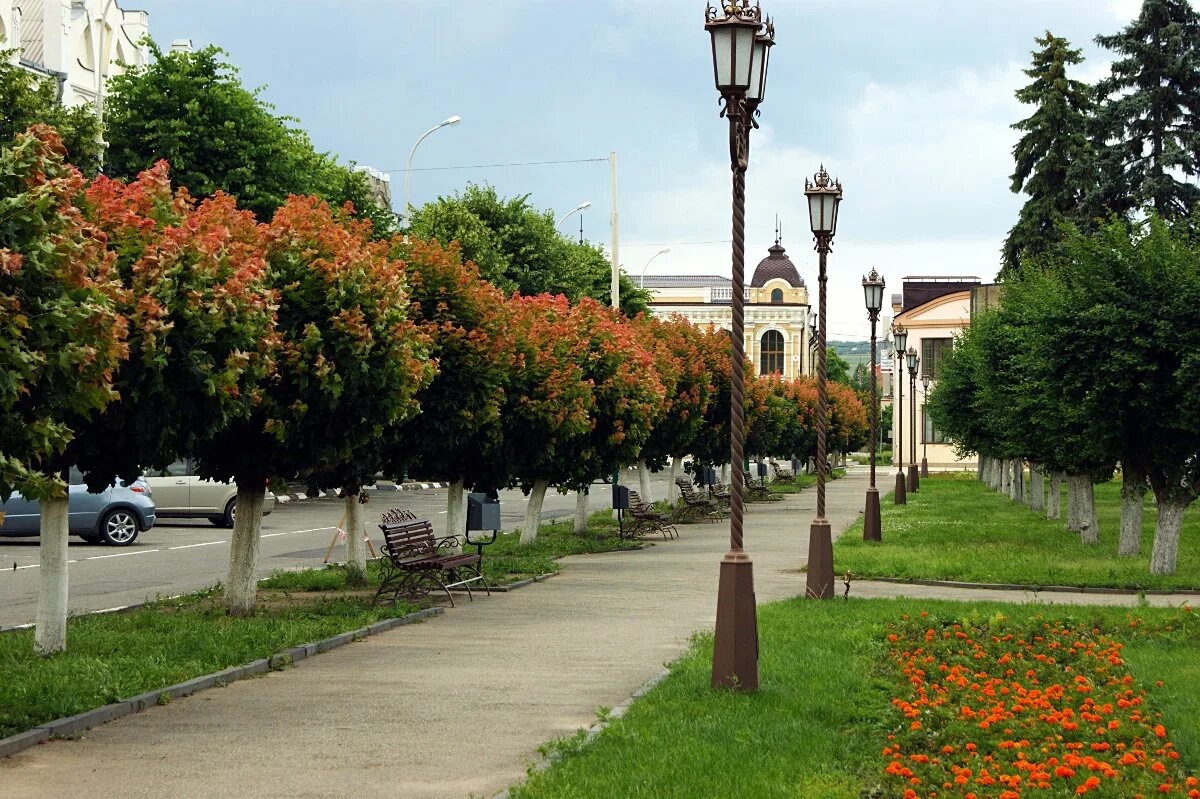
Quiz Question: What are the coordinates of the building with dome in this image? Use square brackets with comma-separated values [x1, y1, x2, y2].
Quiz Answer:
[643, 238, 813, 380]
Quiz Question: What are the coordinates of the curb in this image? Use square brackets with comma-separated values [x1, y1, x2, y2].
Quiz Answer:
[276, 481, 450, 504]
[857, 575, 1200, 597]
[492, 667, 672, 799]
[451, 571, 560, 594]
[0, 606, 443, 760]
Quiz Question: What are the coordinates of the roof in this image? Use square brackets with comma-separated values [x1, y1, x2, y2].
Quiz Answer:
[640, 274, 731, 288]
[750, 242, 804, 288]
[900, 277, 980, 313]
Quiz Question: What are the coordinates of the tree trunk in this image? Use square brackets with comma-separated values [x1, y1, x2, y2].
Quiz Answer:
[976, 456, 985, 482]
[992, 458, 1004, 491]
[667, 456, 682, 503]
[1029, 465, 1044, 513]
[1047, 471, 1062, 520]
[574, 488, 589, 534]
[1066, 474, 1098, 544]
[446, 479, 466, 545]
[225, 483, 266, 617]
[1065, 473, 1082, 531]
[1150, 494, 1189, 576]
[34, 494, 70, 655]
[1000, 459, 1010, 495]
[1118, 469, 1145, 557]
[720, 463, 729, 484]
[1014, 461, 1026, 505]
[342, 491, 368, 586]
[520, 479, 550, 545]
[638, 457, 652, 503]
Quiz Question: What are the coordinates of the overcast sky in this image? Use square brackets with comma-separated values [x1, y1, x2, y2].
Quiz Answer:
[135, 0, 1151, 339]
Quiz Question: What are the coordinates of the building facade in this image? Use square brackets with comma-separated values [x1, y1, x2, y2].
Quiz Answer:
[644, 240, 813, 380]
[889, 276, 980, 470]
[4, 0, 150, 110]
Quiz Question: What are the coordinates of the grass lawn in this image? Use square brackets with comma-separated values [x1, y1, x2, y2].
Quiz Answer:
[0, 587, 419, 739]
[509, 598, 1200, 799]
[835, 473, 1200, 591]
[768, 468, 845, 494]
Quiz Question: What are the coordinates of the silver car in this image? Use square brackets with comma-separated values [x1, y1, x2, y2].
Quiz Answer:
[0, 468, 157, 546]
[144, 460, 275, 528]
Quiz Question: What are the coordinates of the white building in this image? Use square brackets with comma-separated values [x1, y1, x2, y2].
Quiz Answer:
[4, 0, 150, 110]
[643, 239, 814, 380]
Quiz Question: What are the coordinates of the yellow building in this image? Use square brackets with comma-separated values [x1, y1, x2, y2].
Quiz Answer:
[643, 240, 813, 379]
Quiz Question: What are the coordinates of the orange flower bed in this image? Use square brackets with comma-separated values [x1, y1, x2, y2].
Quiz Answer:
[880, 612, 1198, 798]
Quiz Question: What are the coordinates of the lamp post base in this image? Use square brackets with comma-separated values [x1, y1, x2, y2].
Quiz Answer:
[805, 518, 834, 599]
[894, 470, 907, 504]
[863, 487, 881, 541]
[921, 457, 929, 478]
[907, 464, 918, 493]
[712, 550, 759, 691]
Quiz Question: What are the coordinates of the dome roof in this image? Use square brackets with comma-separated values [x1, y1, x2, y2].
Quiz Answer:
[750, 242, 803, 288]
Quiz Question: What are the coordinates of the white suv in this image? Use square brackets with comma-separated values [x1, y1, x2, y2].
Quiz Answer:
[144, 460, 276, 528]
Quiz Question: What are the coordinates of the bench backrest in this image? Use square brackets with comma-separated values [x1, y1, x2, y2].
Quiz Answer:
[674, 476, 701, 499]
[380, 519, 437, 564]
[380, 507, 418, 525]
[627, 490, 651, 512]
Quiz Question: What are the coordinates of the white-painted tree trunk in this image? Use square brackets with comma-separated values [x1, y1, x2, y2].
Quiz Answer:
[574, 488, 589, 534]
[720, 463, 729, 483]
[34, 494, 70, 655]
[225, 483, 266, 617]
[667, 456, 682, 503]
[993, 458, 1004, 491]
[1150, 495, 1188, 576]
[637, 457, 652, 503]
[446, 479, 466, 545]
[1047, 472, 1062, 520]
[1000, 459, 1010, 495]
[1066, 474, 1098, 544]
[976, 456, 985, 482]
[1065, 473, 1082, 531]
[1014, 461, 1026, 504]
[1030, 465, 1044, 513]
[1118, 469, 1145, 557]
[343, 491, 367, 584]
[520, 479, 550, 545]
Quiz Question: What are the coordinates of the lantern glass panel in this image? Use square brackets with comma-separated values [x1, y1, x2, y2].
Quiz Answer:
[733, 25, 755, 88]
[710, 26, 734, 88]
[906, 349, 918, 371]
[747, 38, 770, 101]
[893, 329, 907, 354]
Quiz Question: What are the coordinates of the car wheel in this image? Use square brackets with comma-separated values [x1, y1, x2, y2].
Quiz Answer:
[221, 498, 236, 529]
[99, 509, 140, 546]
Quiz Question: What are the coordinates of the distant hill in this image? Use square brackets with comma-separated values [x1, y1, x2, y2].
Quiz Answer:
[829, 340, 875, 367]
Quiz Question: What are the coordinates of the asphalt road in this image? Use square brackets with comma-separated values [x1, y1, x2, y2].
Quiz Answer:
[0, 473, 673, 628]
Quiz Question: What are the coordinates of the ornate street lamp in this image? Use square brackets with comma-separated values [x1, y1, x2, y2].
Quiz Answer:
[862, 269, 885, 542]
[705, 0, 773, 692]
[892, 325, 908, 505]
[803, 164, 843, 601]
[906, 347, 920, 493]
[921, 372, 931, 477]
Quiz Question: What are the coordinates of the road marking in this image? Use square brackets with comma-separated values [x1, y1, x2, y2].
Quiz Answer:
[437, 510, 448, 514]
[169, 540, 226, 550]
[11, 564, 38, 570]
[84, 549, 159, 560]
[278, 526, 336, 535]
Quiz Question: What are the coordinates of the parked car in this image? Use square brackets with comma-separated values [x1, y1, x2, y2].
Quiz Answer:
[0, 469, 156, 546]
[143, 460, 276, 528]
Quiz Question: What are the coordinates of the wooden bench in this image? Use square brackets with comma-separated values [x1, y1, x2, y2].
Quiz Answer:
[771, 462, 795, 484]
[742, 471, 781, 502]
[373, 518, 490, 608]
[674, 477, 727, 522]
[627, 490, 678, 540]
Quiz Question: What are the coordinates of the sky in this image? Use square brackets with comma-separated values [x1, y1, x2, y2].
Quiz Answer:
[133, 0, 1152, 339]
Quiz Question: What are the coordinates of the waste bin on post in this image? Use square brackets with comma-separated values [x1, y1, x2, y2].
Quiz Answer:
[466, 492, 500, 561]
[612, 484, 630, 539]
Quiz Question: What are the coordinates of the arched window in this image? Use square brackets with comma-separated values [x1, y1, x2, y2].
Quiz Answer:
[760, 329, 784, 375]
[770, 288, 783, 303]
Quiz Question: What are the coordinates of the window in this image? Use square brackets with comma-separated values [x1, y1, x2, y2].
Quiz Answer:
[760, 329, 784, 375]
[922, 337, 952, 379]
[770, 288, 784, 303]
[922, 409, 946, 444]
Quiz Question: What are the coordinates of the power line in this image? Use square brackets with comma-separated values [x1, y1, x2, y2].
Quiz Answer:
[623, 239, 733, 246]
[381, 157, 608, 173]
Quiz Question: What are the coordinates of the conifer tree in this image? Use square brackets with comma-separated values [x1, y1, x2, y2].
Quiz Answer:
[1093, 0, 1200, 220]
[1002, 32, 1094, 276]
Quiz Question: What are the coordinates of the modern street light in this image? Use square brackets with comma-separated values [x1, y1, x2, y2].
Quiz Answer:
[921, 372, 931, 478]
[906, 346, 920, 493]
[401, 115, 462, 227]
[556, 201, 592, 230]
[804, 164, 843, 602]
[705, 0, 773, 692]
[862, 268, 885, 542]
[639, 248, 671, 288]
[892, 325, 908, 505]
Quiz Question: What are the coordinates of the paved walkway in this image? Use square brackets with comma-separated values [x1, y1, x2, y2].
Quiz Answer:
[1, 471, 1192, 798]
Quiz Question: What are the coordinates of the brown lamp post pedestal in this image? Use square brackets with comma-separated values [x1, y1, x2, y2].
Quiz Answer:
[705, 0, 773, 692]
[892, 325, 908, 505]
[862, 268, 884, 542]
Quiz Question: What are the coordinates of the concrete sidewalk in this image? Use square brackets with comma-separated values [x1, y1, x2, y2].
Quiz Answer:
[1, 472, 1186, 799]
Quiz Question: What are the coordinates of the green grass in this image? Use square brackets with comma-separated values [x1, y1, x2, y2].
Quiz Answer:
[836, 473, 1200, 590]
[0, 588, 419, 739]
[767, 469, 845, 494]
[509, 598, 1200, 798]
[473, 511, 640, 583]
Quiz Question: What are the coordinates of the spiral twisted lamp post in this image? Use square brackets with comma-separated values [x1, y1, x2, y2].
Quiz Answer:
[906, 347, 921, 493]
[862, 268, 884, 542]
[893, 325, 908, 505]
[704, 0, 773, 691]
[921, 372, 931, 478]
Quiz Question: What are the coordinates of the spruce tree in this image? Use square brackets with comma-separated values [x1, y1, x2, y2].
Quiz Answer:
[1002, 32, 1094, 276]
[1093, 0, 1200, 220]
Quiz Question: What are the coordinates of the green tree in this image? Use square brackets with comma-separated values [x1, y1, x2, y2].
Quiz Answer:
[0, 44, 102, 173]
[408, 183, 649, 315]
[0, 128, 127, 654]
[1002, 32, 1095, 275]
[103, 42, 393, 232]
[1093, 0, 1200, 220]
[826, 348, 851, 385]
